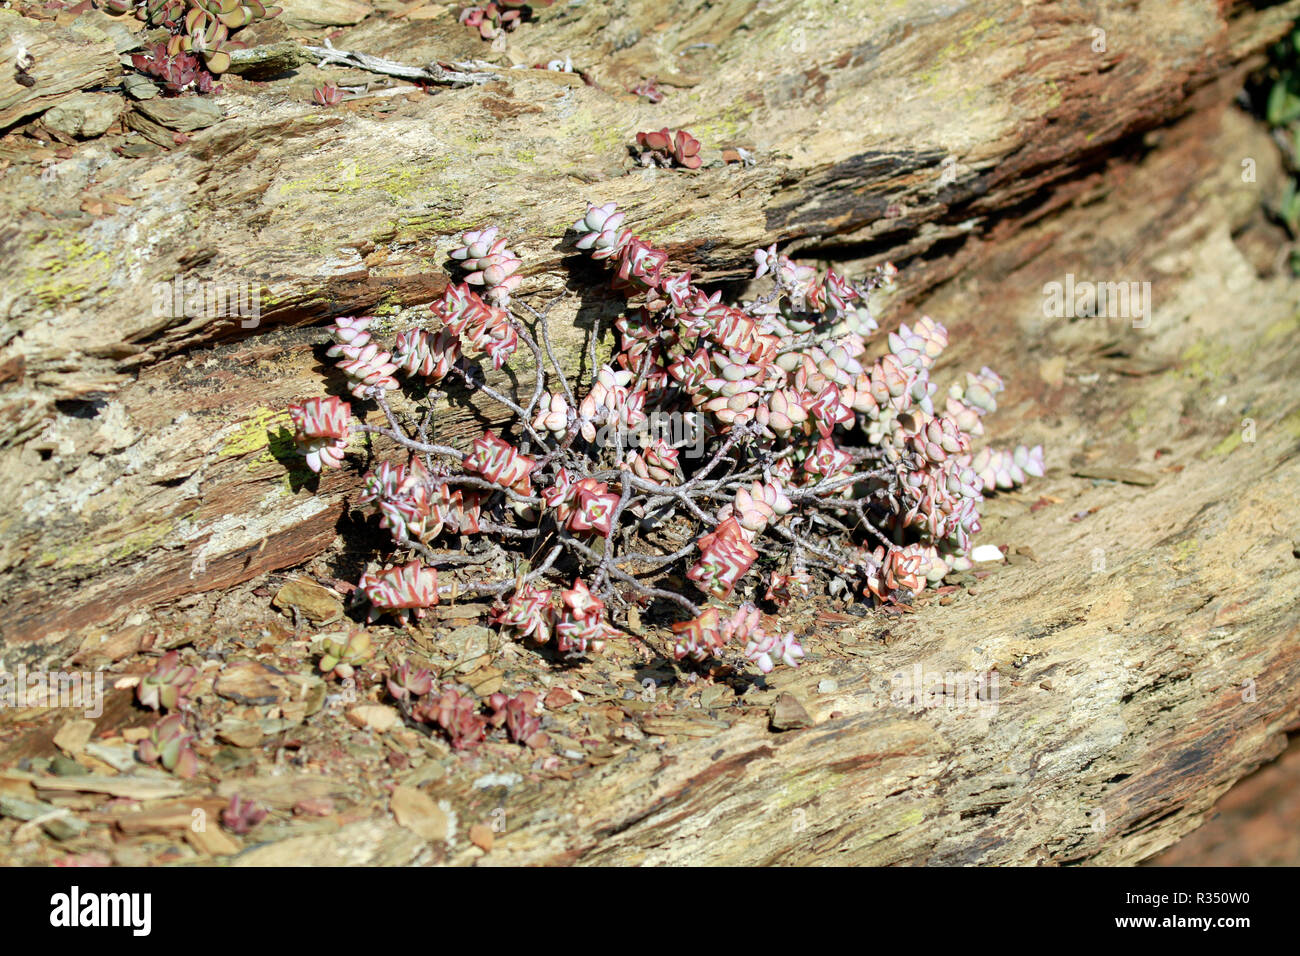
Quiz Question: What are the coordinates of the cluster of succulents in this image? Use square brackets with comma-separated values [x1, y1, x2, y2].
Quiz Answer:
[285, 203, 1043, 695]
[129, 43, 221, 95]
[458, 0, 552, 41]
[633, 128, 703, 169]
[101, 0, 281, 82]
[401, 681, 545, 750]
[487, 690, 545, 746]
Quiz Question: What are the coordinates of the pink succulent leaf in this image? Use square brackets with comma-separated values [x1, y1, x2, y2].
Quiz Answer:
[464, 430, 536, 495]
[289, 396, 352, 472]
[687, 517, 758, 598]
[670, 607, 725, 662]
[358, 561, 440, 622]
[387, 661, 436, 702]
[491, 582, 555, 644]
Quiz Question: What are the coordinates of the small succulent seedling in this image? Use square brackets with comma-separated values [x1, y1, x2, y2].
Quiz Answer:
[387, 661, 436, 702]
[221, 794, 267, 834]
[136, 714, 199, 779]
[414, 686, 488, 750]
[316, 630, 373, 681]
[630, 79, 665, 103]
[312, 83, 344, 106]
[487, 691, 546, 746]
[135, 650, 197, 712]
[634, 128, 703, 169]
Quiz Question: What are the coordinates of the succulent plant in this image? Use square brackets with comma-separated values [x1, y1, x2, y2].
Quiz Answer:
[716, 480, 792, 537]
[671, 607, 725, 662]
[634, 128, 703, 169]
[554, 578, 615, 654]
[626, 437, 680, 484]
[387, 661, 436, 702]
[687, 517, 759, 599]
[102, 0, 282, 79]
[531, 391, 571, 438]
[487, 690, 544, 746]
[313, 83, 344, 107]
[288, 395, 352, 472]
[317, 630, 373, 680]
[802, 437, 854, 480]
[281, 199, 1045, 695]
[136, 714, 199, 779]
[129, 43, 220, 95]
[450, 227, 523, 307]
[629, 79, 665, 103]
[717, 604, 804, 673]
[464, 430, 536, 496]
[567, 479, 620, 536]
[490, 582, 555, 644]
[357, 561, 440, 623]
[458, 0, 552, 39]
[395, 329, 462, 383]
[336, 344, 400, 399]
[765, 569, 813, 608]
[965, 444, 1045, 491]
[573, 202, 631, 260]
[135, 650, 197, 712]
[430, 283, 518, 366]
[221, 794, 267, 835]
[416, 686, 488, 750]
[359, 458, 435, 545]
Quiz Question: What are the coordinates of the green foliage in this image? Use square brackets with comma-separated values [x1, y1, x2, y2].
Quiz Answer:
[1261, 24, 1300, 246]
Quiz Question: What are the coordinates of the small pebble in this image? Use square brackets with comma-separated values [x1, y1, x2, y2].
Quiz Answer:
[469, 824, 494, 852]
[817, 679, 838, 695]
